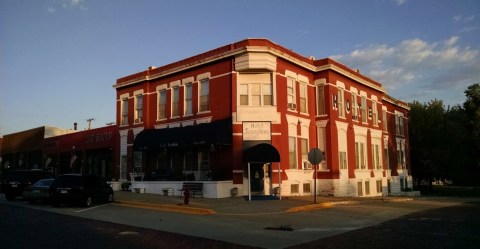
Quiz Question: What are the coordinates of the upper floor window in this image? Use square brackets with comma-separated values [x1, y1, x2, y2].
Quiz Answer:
[158, 90, 167, 120]
[382, 110, 387, 131]
[287, 77, 296, 109]
[121, 97, 128, 126]
[339, 151, 347, 169]
[397, 139, 406, 169]
[316, 85, 325, 115]
[300, 138, 308, 167]
[352, 93, 358, 120]
[372, 143, 381, 170]
[134, 94, 143, 123]
[299, 83, 307, 113]
[184, 84, 193, 115]
[338, 87, 345, 118]
[289, 136, 297, 169]
[355, 141, 366, 169]
[361, 96, 367, 123]
[372, 101, 378, 126]
[238, 73, 273, 107]
[171, 87, 180, 117]
[199, 79, 210, 112]
[395, 114, 405, 136]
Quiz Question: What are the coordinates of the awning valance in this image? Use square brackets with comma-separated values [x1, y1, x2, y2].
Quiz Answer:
[133, 118, 232, 151]
[244, 143, 280, 163]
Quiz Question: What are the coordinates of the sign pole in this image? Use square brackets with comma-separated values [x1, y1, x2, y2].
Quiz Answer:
[308, 148, 323, 205]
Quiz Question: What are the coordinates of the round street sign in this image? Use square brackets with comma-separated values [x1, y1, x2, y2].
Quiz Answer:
[308, 148, 323, 165]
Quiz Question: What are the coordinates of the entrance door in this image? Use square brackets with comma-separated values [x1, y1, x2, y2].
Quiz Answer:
[250, 163, 264, 193]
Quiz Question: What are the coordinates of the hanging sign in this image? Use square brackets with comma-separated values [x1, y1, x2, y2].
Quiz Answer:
[243, 122, 271, 141]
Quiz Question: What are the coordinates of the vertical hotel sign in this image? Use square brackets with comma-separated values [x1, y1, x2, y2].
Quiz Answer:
[243, 122, 271, 141]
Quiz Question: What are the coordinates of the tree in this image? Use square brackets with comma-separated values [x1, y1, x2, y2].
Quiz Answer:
[463, 83, 480, 185]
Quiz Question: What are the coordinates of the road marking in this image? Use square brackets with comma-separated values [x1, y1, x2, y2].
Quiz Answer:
[76, 203, 112, 213]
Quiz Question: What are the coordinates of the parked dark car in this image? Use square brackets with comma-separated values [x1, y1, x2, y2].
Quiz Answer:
[49, 174, 114, 207]
[22, 178, 54, 203]
[1, 170, 55, 201]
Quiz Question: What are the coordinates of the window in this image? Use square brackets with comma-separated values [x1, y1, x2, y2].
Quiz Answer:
[135, 94, 143, 123]
[372, 101, 378, 126]
[397, 140, 406, 169]
[339, 151, 347, 169]
[184, 84, 192, 115]
[338, 88, 345, 118]
[158, 90, 166, 119]
[300, 138, 308, 166]
[303, 183, 311, 193]
[121, 98, 128, 125]
[299, 83, 307, 113]
[396, 114, 404, 136]
[361, 96, 367, 123]
[289, 137, 297, 169]
[287, 77, 295, 106]
[357, 182, 363, 196]
[355, 141, 366, 169]
[365, 181, 370, 195]
[172, 87, 179, 117]
[199, 79, 210, 112]
[372, 144, 381, 170]
[352, 93, 358, 120]
[382, 110, 387, 131]
[291, 184, 299, 194]
[239, 84, 248, 105]
[317, 85, 325, 115]
[384, 140, 390, 169]
[238, 73, 273, 107]
[376, 180, 382, 193]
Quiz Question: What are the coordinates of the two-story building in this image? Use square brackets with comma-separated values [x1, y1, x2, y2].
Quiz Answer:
[113, 38, 410, 198]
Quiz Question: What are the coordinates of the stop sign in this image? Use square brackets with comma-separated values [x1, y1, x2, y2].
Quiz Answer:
[308, 148, 323, 165]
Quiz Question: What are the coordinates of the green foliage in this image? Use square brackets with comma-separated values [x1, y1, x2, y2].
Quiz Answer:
[409, 83, 480, 186]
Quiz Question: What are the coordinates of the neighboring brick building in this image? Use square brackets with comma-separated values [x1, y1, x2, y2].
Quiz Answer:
[114, 38, 411, 198]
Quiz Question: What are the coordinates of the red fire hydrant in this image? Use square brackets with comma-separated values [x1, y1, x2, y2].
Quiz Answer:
[183, 187, 190, 205]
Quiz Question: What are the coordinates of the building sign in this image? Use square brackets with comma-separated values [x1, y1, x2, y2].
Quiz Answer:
[243, 122, 271, 141]
[85, 131, 113, 144]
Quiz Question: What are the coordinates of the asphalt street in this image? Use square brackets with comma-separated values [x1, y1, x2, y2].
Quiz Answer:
[2, 194, 477, 248]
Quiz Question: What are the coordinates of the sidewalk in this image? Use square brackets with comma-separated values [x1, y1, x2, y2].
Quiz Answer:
[113, 190, 414, 215]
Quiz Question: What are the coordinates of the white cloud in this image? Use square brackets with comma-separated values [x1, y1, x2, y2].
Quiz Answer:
[332, 36, 480, 104]
[452, 14, 475, 23]
[393, 0, 407, 6]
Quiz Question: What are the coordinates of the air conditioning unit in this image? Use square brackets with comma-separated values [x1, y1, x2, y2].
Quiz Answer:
[135, 118, 142, 123]
[303, 161, 312, 170]
[288, 103, 297, 110]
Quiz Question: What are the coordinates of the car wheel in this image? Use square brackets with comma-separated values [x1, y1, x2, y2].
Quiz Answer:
[107, 193, 113, 203]
[84, 195, 92, 207]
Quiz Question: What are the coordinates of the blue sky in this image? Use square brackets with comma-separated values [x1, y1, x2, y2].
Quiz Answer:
[1, 0, 479, 136]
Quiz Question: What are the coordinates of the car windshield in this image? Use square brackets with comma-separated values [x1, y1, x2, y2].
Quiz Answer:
[33, 179, 54, 187]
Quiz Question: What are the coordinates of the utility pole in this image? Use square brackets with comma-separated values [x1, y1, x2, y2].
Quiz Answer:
[86, 118, 95, 130]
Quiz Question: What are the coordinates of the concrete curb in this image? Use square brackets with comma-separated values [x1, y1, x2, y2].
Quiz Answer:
[114, 200, 216, 215]
[286, 201, 361, 213]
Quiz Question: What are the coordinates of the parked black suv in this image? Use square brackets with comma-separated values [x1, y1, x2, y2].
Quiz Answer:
[1, 170, 55, 201]
[49, 174, 114, 207]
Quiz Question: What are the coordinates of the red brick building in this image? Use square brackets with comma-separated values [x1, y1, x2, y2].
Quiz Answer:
[44, 125, 117, 180]
[113, 38, 410, 198]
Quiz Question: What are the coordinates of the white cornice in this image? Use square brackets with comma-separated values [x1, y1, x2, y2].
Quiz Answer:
[114, 45, 386, 94]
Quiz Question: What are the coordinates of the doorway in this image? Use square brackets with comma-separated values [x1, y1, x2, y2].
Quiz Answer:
[249, 163, 265, 193]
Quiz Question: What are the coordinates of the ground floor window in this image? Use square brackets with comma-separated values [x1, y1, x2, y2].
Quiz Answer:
[365, 181, 370, 195]
[357, 182, 363, 196]
[376, 180, 382, 193]
[291, 184, 299, 194]
[303, 183, 311, 193]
